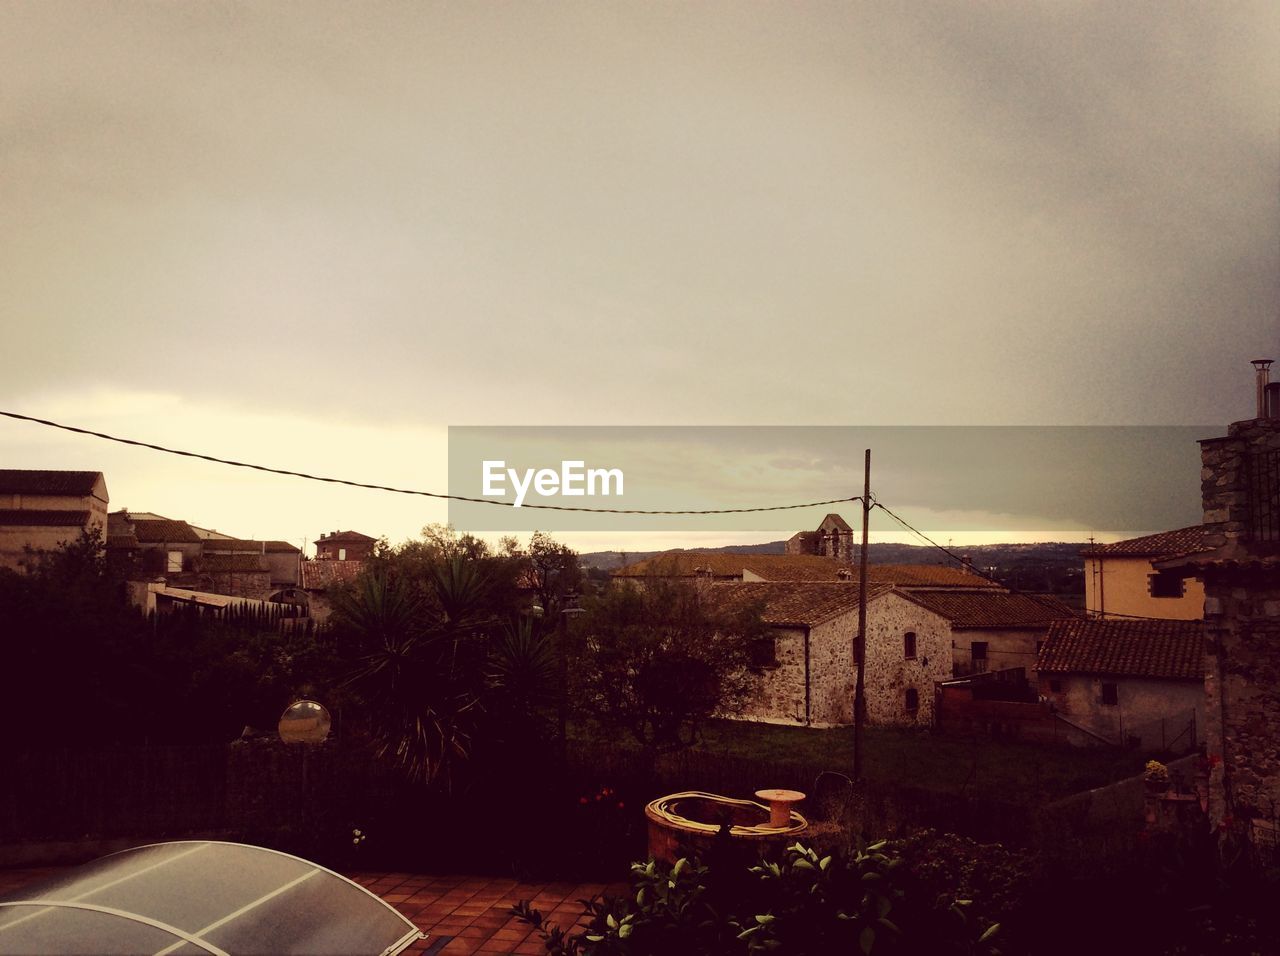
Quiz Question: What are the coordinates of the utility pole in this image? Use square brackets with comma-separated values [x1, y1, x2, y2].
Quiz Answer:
[853, 448, 871, 781]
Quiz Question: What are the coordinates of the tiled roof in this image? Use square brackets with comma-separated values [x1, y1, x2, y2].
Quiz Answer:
[614, 551, 1001, 588]
[301, 559, 366, 590]
[863, 565, 1001, 589]
[316, 530, 377, 544]
[712, 582, 892, 627]
[0, 470, 103, 496]
[197, 554, 267, 573]
[899, 591, 1078, 628]
[1036, 618, 1204, 680]
[1080, 526, 1209, 558]
[106, 533, 139, 550]
[202, 539, 301, 554]
[0, 509, 89, 527]
[130, 518, 202, 543]
[613, 552, 842, 580]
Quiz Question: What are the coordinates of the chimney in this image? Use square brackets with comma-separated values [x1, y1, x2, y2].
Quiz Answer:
[1267, 382, 1280, 420]
[1252, 359, 1273, 418]
[837, 567, 853, 581]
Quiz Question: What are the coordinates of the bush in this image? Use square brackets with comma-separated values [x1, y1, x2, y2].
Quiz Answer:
[514, 839, 1005, 955]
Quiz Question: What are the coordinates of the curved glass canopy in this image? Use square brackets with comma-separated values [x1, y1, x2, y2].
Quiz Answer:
[0, 841, 424, 955]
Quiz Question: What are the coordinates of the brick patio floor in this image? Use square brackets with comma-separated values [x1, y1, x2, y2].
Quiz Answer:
[0, 866, 626, 955]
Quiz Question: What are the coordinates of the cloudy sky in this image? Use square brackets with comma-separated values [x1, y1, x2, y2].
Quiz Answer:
[1, 2, 1276, 552]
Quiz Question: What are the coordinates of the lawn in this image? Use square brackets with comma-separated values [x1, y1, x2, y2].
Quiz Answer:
[693, 720, 1150, 801]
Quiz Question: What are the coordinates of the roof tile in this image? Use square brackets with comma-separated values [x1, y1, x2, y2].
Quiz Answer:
[712, 581, 892, 627]
[900, 591, 1078, 628]
[1080, 526, 1209, 558]
[0, 509, 90, 527]
[1037, 618, 1204, 680]
[0, 470, 102, 496]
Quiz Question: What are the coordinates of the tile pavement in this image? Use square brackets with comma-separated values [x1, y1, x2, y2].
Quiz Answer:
[0, 866, 626, 955]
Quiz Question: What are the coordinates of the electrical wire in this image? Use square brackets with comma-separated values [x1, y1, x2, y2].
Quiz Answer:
[871, 498, 1200, 622]
[0, 410, 860, 516]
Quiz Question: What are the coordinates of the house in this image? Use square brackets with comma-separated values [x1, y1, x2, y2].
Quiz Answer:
[1080, 527, 1209, 620]
[300, 558, 366, 624]
[614, 550, 1000, 588]
[0, 469, 109, 570]
[200, 538, 302, 590]
[315, 530, 376, 562]
[108, 510, 303, 604]
[713, 582, 953, 728]
[1036, 618, 1205, 749]
[785, 513, 856, 563]
[1152, 361, 1280, 837]
[896, 590, 1078, 679]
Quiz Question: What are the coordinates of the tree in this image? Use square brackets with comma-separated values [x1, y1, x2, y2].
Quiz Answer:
[568, 577, 766, 771]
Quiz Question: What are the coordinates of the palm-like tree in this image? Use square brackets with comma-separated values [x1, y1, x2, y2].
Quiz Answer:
[333, 557, 494, 790]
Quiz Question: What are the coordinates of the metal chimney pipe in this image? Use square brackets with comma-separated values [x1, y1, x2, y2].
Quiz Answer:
[1267, 382, 1280, 420]
[1252, 359, 1274, 418]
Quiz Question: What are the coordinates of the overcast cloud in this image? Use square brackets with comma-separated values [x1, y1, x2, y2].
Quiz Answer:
[1, 2, 1276, 547]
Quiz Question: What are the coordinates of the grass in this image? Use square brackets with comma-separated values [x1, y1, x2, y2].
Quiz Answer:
[573, 719, 1150, 803]
[693, 720, 1150, 801]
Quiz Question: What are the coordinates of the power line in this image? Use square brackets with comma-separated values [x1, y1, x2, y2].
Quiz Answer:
[0, 410, 861, 516]
[872, 499, 1201, 622]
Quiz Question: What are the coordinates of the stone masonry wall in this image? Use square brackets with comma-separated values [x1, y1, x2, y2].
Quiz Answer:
[859, 592, 953, 728]
[1199, 418, 1280, 827]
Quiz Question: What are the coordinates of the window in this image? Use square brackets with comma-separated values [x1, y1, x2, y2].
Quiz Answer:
[749, 637, 778, 669]
[1101, 682, 1118, 706]
[338, 548, 347, 561]
[903, 631, 917, 660]
[1148, 571, 1184, 599]
[970, 641, 988, 674]
[905, 688, 919, 715]
[166, 550, 182, 573]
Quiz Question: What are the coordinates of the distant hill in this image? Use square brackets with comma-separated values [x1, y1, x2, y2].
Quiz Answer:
[579, 540, 1089, 595]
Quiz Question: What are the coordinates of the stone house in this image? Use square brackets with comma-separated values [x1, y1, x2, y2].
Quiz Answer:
[107, 511, 302, 604]
[714, 583, 953, 729]
[1081, 527, 1209, 620]
[896, 590, 1078, 679]
[0, 469, 108, 570]
[1036, 618, 1205, 748]
[1153, 372, 1280, 836]
[315, 530, 377, 562]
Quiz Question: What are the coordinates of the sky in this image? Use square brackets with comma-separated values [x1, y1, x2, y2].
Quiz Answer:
[1, 2, 1277, 554]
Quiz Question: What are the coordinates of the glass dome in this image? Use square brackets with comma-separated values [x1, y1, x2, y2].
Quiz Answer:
[0, 841, 424, 955]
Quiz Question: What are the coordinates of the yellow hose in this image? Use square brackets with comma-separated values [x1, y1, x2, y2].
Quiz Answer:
[645, 790, 808, 836]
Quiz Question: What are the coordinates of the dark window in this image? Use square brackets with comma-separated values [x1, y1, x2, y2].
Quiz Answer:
[1101, 682, 1118, 706]
[749, 637, 778, 669]
[904, 631, 917, 660]
[905, 688, 919, 715]
[970, 641, 988, 673]
[1048, 679, 1062, 693]
[1148, 571, 1185, 599]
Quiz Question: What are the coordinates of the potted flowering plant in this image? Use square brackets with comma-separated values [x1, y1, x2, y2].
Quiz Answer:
[1143, 760, 1171, 792]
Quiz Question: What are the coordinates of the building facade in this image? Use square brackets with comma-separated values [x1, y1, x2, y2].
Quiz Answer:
[0, 470, 108, 570]
[1081, 527, 1208, 620]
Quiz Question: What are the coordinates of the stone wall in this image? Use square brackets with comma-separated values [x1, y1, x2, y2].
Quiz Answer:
[1198, 418, 1280, 827]
[950, 625, 1046, 678]
[860, 592, 952, 727]
[733, 593, 951, 728]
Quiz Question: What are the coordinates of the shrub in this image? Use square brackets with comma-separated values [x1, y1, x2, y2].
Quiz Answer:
[514, 839, 1005, 955]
